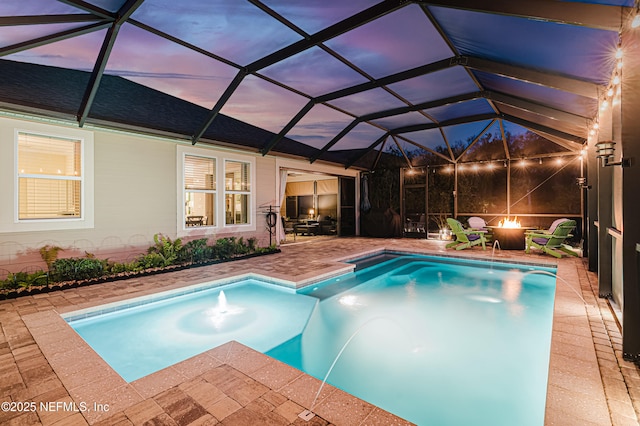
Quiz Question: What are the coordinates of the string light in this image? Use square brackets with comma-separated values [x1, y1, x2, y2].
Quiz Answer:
[588, 10, 635, 146]
[615, 45, 623, 59]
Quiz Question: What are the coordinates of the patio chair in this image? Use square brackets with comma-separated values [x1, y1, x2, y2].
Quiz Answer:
[540, 218, 570, 234]
[467, 216, 492, 241]
[281, 217, 296, 241]
[525, 219, 578, 258]
[446, 218, 487, 250]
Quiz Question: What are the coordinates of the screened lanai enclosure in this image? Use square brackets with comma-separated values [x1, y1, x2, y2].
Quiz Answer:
[361, 121, 585, 242]
[2, 1, 640, 363]
[0, 0, 624, 168]
[0, 0, 619, 241]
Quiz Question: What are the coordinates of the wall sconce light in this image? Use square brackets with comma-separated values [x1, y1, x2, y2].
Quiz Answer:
[595, 141, 631, 167]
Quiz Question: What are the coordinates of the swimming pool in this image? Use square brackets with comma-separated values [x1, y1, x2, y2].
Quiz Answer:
[65, 253, 556, 425]
[65, 280, 318, 382]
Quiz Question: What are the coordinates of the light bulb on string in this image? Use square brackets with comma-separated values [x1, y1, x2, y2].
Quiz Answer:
[632, 12, 640, 28]
[607, 87, 614, 97]
[615, 45, 623, 60]
[613, 74, 620, 85]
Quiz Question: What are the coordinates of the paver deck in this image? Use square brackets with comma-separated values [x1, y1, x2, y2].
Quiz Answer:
[1, 237, 639, 425]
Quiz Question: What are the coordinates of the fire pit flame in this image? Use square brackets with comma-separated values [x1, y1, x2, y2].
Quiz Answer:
[498, 217, 521, 228]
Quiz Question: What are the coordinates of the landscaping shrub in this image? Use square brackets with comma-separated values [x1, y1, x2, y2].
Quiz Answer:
[147, 233, 182, 266]
[136, 252, 167, 270]
[247, 237, 258, 252]
[1, 233, 277, 296]
[108, 260, 138, 275]
[52, 257, 105, 281]
[0, 273, 19, 290]
[213, 237, 236, 260]
[39, 245, 63, 271]
[180, 238, 211, 263]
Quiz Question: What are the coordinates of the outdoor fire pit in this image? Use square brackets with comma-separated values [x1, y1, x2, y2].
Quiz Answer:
[487, 217, 531, 250]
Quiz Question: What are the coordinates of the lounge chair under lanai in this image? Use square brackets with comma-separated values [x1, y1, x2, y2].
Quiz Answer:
[446, 218, 488, 250]
[525, 219, 578, 258]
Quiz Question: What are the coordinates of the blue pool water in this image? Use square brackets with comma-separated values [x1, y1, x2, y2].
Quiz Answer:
[66, 282, 318, 381]
[65, 254, 556, 426]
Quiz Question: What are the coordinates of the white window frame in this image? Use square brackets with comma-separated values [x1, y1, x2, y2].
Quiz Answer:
[177, 145, 256, 236]
[183, 153, 216, 229]
[223, 159, 252, 226]
[16, 132, 83, 221]
[0, 118, 94, 233]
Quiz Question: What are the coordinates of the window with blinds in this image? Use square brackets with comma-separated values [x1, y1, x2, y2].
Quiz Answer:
[184, 155, 216, 227]
[17, 132, 82, 220]
[224, 160, 251, 225]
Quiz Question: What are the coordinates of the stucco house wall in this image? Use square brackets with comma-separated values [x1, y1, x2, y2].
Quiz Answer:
[0, 114, 347, 273]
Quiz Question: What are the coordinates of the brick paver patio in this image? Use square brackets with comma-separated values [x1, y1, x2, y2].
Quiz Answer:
[1, 237, 639, 425]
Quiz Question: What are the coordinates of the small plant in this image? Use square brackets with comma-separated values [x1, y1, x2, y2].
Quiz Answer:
[247, 237, 258, 252]
[214, 238, 236, 260]
[137, 252, 167, 270]
[39, 245, 63, 271]
[180, 238, 211, 264]
[147, 234, 183, 266]
[52, 257, 105, 281]
[108, 261, 138, 275]
[14, 271, 48, 288]
[234, 237, 249, 255]
[1, 273, 19, 290]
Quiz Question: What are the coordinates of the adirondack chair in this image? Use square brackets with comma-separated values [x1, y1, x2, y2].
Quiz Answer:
[525, 219, 578, 258]
[467, 216, 492, 241]
[446, 218, 487, 250]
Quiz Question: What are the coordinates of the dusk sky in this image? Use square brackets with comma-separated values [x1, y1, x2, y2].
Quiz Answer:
[0, 0, 628, 161]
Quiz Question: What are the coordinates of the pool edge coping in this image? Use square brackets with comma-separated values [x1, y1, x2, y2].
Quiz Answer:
[22, 311, 411, 425]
